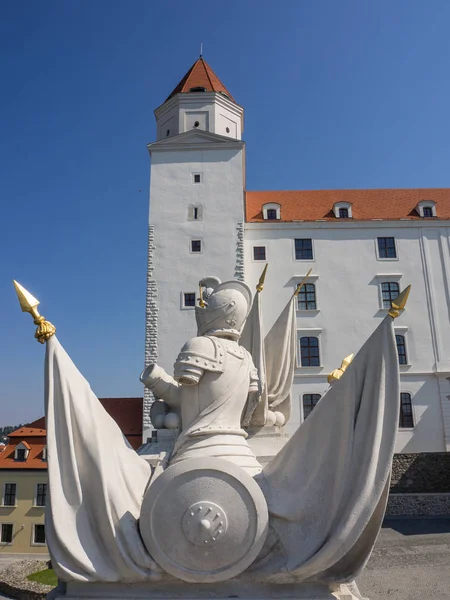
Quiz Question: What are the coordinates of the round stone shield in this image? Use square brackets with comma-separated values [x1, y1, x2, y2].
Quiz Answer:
[139, 457, 268, 583]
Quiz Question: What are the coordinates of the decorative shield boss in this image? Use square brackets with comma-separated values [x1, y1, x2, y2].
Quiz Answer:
[139, 457, 268, 583]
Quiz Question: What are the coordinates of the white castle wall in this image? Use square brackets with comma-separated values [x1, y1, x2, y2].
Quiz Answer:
[244, 221, 450, 452]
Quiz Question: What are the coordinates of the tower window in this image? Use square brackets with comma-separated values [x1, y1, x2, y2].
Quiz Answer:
[396, 335, 408, 365]
[189, 87, 207, 93]
[193, 173, 201, 184]
[423, 207, 433, 218]
[183, 293, 196, 308]
[302, 394, 321, 419]
[338, 208, 349, 218]
[267, 209, 278, 220]
[381, 281, 400, 309]
[300, 337, 320, 367]
[377, 237, 397, 259]
[193, 207, 199, 220]
[191, 240, 202, 253]
[399, 393, 414, 428]
[226, 127, 230, 133]
[166, 129, 170, 137]
[295, 239, 313, 260]
[298, 283, 317, 310]
[194, 121, 200, 128]
[253, 246, 266, 261]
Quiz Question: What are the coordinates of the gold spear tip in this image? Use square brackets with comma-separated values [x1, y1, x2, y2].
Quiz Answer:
[13, 280, 40, 313]
[388, 285, 411, 319]
[256, 263, 268, 292]
[294, 268, 313, 297]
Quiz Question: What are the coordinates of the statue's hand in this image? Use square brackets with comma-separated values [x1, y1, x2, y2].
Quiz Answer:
[140, 364, 158, 388]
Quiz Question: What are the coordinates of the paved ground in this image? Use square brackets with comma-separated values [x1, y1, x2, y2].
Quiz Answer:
[359, 517, 450, 600]
[1, 521, 450, 599]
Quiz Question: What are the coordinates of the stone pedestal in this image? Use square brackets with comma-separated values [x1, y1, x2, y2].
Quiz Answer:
[50, 580, 364, 600]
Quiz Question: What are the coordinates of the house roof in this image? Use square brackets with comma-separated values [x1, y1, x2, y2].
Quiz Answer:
[166, 57, 235, 103]
[245, 188, 450, 222]
[0, 397, 144, 469]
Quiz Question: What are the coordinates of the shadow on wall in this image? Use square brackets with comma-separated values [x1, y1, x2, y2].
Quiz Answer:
[390, 452, 450, 494]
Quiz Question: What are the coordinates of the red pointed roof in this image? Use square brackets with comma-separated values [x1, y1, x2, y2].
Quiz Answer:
[166, 57, 235, 103]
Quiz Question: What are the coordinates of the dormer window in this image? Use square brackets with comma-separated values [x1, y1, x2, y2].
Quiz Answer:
[417, 200, 436, 218]
[262, 203, 281, 220]
[42, 446, 47, 462]
[333, 201, 353, 219]
[14, 442, 30, 462]
[189, 86, 207, 93]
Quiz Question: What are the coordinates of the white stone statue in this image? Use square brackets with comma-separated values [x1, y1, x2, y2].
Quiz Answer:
[13, 278, 410, 600]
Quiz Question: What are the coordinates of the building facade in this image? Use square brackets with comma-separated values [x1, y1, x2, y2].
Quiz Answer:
[0, 399, 143, 554]
[144, 58, 450, 453]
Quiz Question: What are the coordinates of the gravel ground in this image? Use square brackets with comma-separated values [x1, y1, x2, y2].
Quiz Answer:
[0, 558, 51, 599]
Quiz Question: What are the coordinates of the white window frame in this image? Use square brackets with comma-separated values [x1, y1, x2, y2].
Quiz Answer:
[333, 201, 353, 219]
[42, 446, 47, 462]
[31, 523, 46, 546]
[294, 274, 319, 312]
[301, 393, 322, 421]
[34, 482, 47, 508]
[252, 245, 267, 262]
[416, 200, 436, 218]
[297, 328, 323, 369]
[180, 291, 197, 310]
[399, 390, 415, 430]
[189, 239, 203, 254]
[192, 172, 203, 184]
[0, 523, 14, 546]
[293, 238, 315, 262]
[375, 237, 399, 261]
[262, 203, 281, 220]
[2, 483, 17, 507]
[394, 326, 411, 368]
[14, 442, 29, 462]
[374, 274, 402, 311]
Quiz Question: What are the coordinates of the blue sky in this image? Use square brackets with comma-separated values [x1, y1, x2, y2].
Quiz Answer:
[2, 1, 449, 425]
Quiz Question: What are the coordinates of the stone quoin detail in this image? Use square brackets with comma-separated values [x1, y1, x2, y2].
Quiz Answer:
[144, 225, 159, 431]
[235, 222, 245, 282]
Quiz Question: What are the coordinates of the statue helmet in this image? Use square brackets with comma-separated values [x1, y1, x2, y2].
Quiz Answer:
[195, 277, 252, 340]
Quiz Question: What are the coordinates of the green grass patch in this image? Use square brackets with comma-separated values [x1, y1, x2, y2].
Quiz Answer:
[27, 568, 57, 587]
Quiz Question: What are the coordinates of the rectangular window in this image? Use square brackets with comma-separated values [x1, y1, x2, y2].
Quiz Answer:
[183, 293, 196, 307]
[300, 336, 320, 367]
[33, 524, 46, 545]
[423, 207, 433, 218]
[1, 524, 13, 544]
[298, 283, 317, 310]
[295, 239, 313, 260]
[302, 394, 321, 419]
[15, 448, 26, 462]
[399, 393, 414, 428]
[377, 237, 397, 259]
[253, 246, 266, 261]
[3, 484, 16, 507]
[381, 281, 400, 309]
[193, 173, 201, 184]
[338, 207, 349, 218]
[193, 207, 199, 220]
[36, 483, 47, 507]
[191, 240, 202, 253]
[396, 335, 408, 365]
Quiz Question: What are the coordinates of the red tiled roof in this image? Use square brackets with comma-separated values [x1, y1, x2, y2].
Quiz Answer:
[166, 57, 235, 103]
[0, 398, 144, 469]
[245, 188, 450, 222]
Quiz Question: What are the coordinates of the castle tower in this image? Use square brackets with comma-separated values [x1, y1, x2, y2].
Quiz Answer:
[143, 58, 246, 439]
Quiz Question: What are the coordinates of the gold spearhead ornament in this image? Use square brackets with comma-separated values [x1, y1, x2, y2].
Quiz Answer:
[328, 353, 354, 384]
[294, 268, 313, 297]
[13, 280, 56, 344]
[256, 264, 268, 293]
[388, 285, 411, 319]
